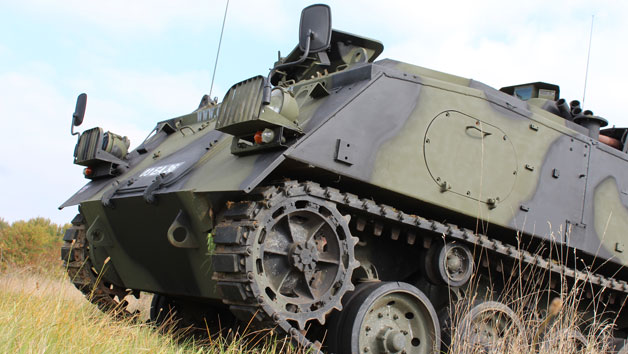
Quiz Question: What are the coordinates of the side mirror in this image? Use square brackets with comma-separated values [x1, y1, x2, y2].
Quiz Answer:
[299, 4, 332, 53]
[73, 93, 87, 127]
[263, 5, 332, 105]
[71, 93, 87, 136]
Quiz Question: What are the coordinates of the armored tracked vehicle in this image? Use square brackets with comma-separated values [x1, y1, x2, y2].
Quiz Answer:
[60, 4, 628, 353]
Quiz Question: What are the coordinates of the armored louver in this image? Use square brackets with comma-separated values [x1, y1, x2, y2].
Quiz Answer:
[74, 127, 102, 165]
[215, 76, 265, 135]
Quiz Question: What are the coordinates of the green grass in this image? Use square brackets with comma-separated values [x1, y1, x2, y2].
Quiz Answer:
[1, 217, 623, 353]
[0, 268, 197, 353]
[0, 266, 306, 353]
[0, 218, 302, 353]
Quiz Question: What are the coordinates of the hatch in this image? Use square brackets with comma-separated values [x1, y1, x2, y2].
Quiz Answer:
[423, 111, 518, 204]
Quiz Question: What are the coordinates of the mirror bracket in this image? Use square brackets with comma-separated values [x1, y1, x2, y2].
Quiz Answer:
[262, 4, 332, 105]
[317, 51, 330, 66]
[263, 30, 312, 104]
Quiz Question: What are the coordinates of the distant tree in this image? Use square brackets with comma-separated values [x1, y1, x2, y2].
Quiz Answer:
[0, 217, 8, 230]
[0, 217, 68, 269]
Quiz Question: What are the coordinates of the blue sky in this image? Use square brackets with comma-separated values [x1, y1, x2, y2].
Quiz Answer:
[1, 0, 626, 224]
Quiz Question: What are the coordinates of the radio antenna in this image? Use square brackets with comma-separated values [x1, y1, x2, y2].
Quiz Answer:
[582, 14, 594, 105]
[209, 0, 230, 101]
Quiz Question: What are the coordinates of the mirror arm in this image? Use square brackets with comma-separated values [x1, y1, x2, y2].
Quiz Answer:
[71, 121, 79, 136]
[262, 30, 312, 105]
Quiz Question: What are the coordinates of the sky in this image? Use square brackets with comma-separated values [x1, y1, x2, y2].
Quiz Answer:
[1, 0, 627, 225]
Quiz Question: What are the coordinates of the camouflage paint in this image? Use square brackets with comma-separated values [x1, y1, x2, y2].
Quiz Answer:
[61, 27, 628, 300]
[593, 177, 628, 264]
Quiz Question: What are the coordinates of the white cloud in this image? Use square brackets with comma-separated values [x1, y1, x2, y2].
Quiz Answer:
[0, 64, 218, 224]
[0, 71, 86, 224]
[357, 0, 628, 126]
[99, 68, 212, 116]
[6, 0, 290, 38]
[74, 67, 218, 145]
[2, 0, 627, 226]
[8, 0, 217, 34]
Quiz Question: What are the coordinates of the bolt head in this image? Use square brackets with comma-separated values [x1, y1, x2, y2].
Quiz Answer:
[387, 332, 406, 352]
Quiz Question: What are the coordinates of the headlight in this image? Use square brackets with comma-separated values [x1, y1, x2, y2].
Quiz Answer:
[261, 128, 275, 143]
[102, 131, 130, 159]
[268, 89, 284, 113]
[268, 88, 299, 121]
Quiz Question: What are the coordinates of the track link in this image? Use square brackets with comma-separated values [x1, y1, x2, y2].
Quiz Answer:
[61, 214, 132, 316]
[212, 181, 628, 351]
[212, 185, 359, 350]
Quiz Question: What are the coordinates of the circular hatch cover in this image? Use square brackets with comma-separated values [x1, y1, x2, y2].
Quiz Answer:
[423, 111, 518, 204]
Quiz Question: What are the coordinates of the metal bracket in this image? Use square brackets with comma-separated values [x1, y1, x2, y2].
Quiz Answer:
[167, 210, 199, 249]
[616, 242, 625, 253]
[565, 219, 586, 242]
[101, 180, 121, 208]
[310, 82, 330, 98]
[143, 173, 165, 204]
[86, 215, 113, 247]
[335, 139, 354, 165]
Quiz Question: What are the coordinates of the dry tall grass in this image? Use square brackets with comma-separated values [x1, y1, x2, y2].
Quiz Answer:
[0, 267, 196, 353]
[2, 217, 625, 353]
[0, 217, 304, 354]
[443, 247, 623, 354]
[0, 266, 308, 353]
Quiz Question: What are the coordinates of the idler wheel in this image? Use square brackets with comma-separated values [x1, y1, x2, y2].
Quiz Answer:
[455, 301, 523, 352]
[425, 242, 473, 287]
[327, 281, 440, 354]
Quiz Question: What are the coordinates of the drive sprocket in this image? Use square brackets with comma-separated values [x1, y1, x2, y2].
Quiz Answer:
[212, 184, 359, 344]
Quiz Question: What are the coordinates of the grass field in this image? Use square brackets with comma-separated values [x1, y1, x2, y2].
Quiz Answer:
[1, 217, 624, 353]
[0, 267, 198, 353]
[1, 266, 620, 353]
[0, 266, 305, 354]
[0, 218, 305, 354]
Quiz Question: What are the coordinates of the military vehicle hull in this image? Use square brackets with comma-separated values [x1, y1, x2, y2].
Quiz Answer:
[61, 5, 628, 353]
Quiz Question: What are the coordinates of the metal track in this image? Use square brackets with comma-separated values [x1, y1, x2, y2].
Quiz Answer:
[211, 185, 357, 350]
[212, 181, 628, 350]
[61, 214, 132, 316]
